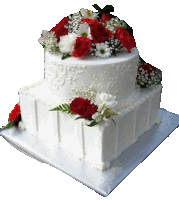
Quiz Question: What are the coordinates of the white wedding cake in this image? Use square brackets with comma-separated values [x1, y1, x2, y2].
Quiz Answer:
[6, 5, 162, 170]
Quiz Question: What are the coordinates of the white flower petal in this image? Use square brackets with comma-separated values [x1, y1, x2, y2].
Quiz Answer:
[80, 8, 98, 19]
[77, 24, 92, 39]
[38, 37, 44, 45]
[95, 43, 111, 58]
[59, 33, 77, 54]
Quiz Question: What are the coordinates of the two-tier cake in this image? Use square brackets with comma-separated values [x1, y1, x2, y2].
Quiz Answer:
[4, 5, 162, 170]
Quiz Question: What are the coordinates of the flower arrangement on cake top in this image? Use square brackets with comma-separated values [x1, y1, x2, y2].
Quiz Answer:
[38, 4, 136, 59]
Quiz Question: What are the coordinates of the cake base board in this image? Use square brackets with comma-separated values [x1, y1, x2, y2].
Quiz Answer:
[1, 108, 179, 196]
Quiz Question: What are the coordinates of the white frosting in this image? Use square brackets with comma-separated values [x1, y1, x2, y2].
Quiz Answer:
[19, 79, 162, 170]
[18, 44, 162, 171]
[44, 47, 139, 110]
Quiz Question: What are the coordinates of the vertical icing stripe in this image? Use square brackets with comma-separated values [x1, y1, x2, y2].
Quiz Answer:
[146, 96, 152, 127]
[77, 121, 85, 159]
[31, 98, 38, 135]
[81, 122, 85, 159]
[57, 112, 60, 143]
[34, 99, 38, 134]
[133, 109, 137, 141]
[114, 120, 119, 158]
[51, 111, 60, 146]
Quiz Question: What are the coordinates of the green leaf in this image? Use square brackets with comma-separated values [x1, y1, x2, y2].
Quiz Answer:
[92, 4, 102, 12]
[87, 120, 100, 127]
[2, 121, 15, 130]
[110, 112, 118, 117]
[50, 103, 74, 115]
[103, 5, 114, 10]
[111, 119, 116, 126]
[101, 108, 110, 119]
[62, 53, 71, 60]
[75, 116, 92, 121]
[49, 106, 60, 111]
[94, 114, 102, 123]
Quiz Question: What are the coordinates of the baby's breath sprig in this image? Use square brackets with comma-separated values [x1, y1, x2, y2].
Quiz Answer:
[72, 85, 97, 103]
[105, 36, 122, 55]
[106, 17, 133, 36]
[66, 12, 82, 33]
[40, 31, 59, 53]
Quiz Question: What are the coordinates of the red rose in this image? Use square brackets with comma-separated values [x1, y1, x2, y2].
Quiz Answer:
[115, 28, 136, 52]
[138, 63, 157, 75]
[70, 98, 98, 119]
[9, 104, 21, 122]
[50, 17, 69, 42]
[101, 13, 111, 24]
[114, 28, 130, 40]
[82, 19, 113, 43]
[73, 37, 91, 58]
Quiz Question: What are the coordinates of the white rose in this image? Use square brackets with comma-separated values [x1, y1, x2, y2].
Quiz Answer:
[59, 33, 77, 54]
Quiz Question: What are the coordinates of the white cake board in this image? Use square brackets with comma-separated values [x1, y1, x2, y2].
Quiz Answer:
[0, 108, 179, 196]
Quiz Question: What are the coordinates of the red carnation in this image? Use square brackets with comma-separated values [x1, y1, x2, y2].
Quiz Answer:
[73, 37, 91, 58]
[50, 17, 69, 42]
[101, 13, 111, 24]
[70, 98, 98, 120]
[82, 19, 113, 43]
[9, 104, 21, 122]
[138, 63, 157, 75]
[122, 35, 136, 53]
[115, 28, 136, 52]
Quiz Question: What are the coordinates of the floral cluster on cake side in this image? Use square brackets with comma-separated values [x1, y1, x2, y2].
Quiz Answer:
[50, 87, 118, 127]
[38, 4, 136, 59]
[136, 57, 162, 88]
[1, 103, 25, 130]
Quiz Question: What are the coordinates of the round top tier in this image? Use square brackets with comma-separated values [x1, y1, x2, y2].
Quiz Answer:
[46, 47, 138, 64]
[44, 47, 139, 110]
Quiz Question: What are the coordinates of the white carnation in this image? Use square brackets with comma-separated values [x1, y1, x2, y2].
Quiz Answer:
[95, 92, 118, 110]
[59, 33, 77, 54]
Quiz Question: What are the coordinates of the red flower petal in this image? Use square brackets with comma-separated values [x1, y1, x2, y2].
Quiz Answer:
[70, 98, 98, 120]
[101, 13, 111, 24]
[9, 104, 21, 122]
[73, 37, 92, 58]
[82, 18, 113, 43]
[50, 17, 69, 42]
[115, 28, 136, 52]
[138, 63, 157, 74]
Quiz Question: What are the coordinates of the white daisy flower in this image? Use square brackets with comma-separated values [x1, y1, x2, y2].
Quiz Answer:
[59, 33, 77, 54]
[77, 24, 92, 39]
[80, 8, 98, 19]
[95, 43, 111, 58]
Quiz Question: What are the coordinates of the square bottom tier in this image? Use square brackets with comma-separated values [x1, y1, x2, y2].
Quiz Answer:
[19, 80, 162, 170]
